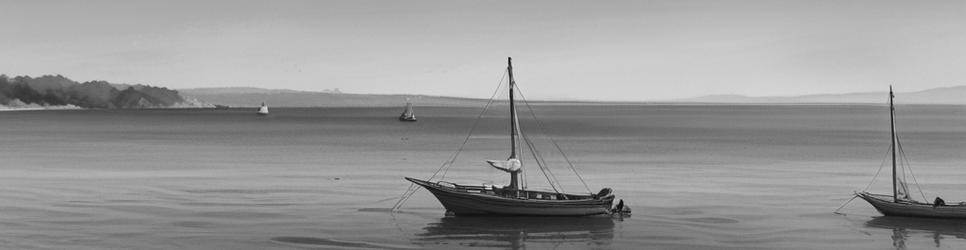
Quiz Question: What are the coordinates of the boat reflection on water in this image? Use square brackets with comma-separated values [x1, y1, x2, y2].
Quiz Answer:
[415, 216, 616, 249]
[865, 216, 966, 249]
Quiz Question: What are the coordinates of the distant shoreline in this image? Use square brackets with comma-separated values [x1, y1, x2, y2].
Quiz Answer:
[181, 85, 966, 107]
[0, 106, 83, 111]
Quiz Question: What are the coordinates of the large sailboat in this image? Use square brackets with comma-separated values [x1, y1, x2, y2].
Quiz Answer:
[399, 101, 417, 122]
[401, 58, 625, 216]
[856, 86, 966, 219]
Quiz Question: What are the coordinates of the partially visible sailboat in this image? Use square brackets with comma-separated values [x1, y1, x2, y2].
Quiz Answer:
[399, 101, 417, 122]
[257, 102, 269, 116]
[401, 57, 627, 216]
[856, 86, 966, 219]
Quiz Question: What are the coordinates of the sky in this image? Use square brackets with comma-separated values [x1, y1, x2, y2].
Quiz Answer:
[2, 0, 965, 101]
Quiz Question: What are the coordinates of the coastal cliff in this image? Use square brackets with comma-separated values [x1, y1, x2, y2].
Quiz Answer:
[0, 74, 192, 109]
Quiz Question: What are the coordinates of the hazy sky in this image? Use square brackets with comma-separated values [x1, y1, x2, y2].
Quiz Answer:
[2, 0, 965, 100]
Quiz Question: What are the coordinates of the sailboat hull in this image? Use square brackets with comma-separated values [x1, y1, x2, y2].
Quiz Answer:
[858, 192, 966, 219]
[399, 102, 416, 121]
[406, 177, 613, 216]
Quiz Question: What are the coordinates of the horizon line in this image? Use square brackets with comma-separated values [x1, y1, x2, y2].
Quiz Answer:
[178, 84, 966, 103]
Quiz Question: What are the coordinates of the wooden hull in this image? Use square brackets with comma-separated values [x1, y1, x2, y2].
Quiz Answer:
[858, 192, 966, 219]
[398, 116, 416, 122]
[406, 177, 613, 216]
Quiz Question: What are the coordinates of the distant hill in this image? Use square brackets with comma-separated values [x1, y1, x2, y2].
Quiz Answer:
[0, 74, 195, 109]
[672, 86, 966, 104]
[184, 85, 966, 107]
[179, 87, 319, 95]
[179, 87, 486, 107]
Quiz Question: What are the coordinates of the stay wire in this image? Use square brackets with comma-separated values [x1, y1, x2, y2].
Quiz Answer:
[833, 195, 859, 215]
[511, 87, 564, 193]
[892, 105, 928, 201]
[439, 69, 507, 180]
[522, 131, 562, 193]
[515, 87, 593, 193]
[863, 144, 893, 192]
[839, 138, 890, 215]
[897, 136, 928, 201]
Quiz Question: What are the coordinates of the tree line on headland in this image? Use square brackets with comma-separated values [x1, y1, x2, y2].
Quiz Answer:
[0, 74, 185, 109]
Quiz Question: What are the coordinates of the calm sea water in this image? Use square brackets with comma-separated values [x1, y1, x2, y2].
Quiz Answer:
[1, 105, 965, 249]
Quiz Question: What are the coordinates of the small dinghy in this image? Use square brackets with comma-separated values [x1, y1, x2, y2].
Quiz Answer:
[399, 101, 416, 121]
[257, 102, 269, 116]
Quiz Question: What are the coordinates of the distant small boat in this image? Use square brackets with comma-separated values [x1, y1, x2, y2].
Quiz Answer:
[213, 104, 230, 110]
[856, 86, 966, 219]
[257, 102, 269, 116]
[399, 102, 417, 122]
[403, 57, 626, 216]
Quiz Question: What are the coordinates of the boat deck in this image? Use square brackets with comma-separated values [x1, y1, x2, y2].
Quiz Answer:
[423, 179, 597, 201]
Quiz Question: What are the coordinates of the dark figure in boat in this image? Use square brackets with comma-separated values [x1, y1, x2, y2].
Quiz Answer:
[611, 199, 631, 215]
[934, 197, 946, 207]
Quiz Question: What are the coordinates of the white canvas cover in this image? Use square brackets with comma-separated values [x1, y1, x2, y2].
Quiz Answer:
[486, 158, 521, 173]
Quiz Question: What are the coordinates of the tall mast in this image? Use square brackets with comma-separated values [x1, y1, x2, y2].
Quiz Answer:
[890, 86, 897, 202]
[507, 57, 520, 159]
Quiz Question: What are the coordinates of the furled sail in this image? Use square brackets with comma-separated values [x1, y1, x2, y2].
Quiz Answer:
[487, 159, 522, 173]
[403, 102, 413, 115]
[488, 158, 523, 190]
[896, 177, 912, 200]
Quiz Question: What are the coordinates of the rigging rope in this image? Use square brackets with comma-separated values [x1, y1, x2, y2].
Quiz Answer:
[862, 143, 893, 192]
[391, 184, 420, 211]
[391, 69, 508, 212]
[438, 70, 508, 180]
[833, 195, 859, 215]
[896, 135, 928, 201]
[891, 104, 928, 202]
[514, 87, 593, 193]
[521, 131, 563, 193]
